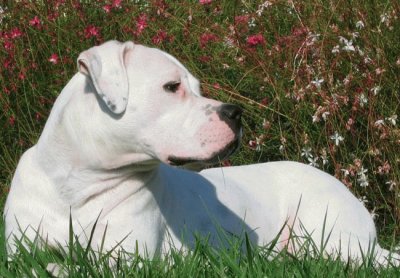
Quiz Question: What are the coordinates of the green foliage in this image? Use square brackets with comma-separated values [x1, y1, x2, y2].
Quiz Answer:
[0, 0, 399, 275]
[1, 213, 400, 277]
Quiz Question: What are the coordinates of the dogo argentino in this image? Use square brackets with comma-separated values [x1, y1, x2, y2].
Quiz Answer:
[4, 40, 399, 266]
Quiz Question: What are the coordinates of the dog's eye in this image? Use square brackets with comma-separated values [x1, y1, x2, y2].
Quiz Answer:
[163, 81, 181, 93]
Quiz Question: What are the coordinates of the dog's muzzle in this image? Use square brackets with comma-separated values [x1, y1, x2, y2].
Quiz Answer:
[168, 104, 243, 166]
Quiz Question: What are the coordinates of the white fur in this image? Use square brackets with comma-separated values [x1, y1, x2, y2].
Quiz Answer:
[4, 41, 398, 267]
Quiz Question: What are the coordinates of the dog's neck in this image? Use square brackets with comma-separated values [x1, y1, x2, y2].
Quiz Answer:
[34, 74, 162, 209]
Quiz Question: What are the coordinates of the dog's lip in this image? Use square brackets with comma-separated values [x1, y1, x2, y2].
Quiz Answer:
[167, 138, 240, 166]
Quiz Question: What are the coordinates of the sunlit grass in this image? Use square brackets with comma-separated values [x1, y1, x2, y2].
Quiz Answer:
[1, 215, 399, 277]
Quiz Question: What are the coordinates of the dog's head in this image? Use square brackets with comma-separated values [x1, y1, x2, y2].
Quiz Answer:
[77, 40, 242, 167]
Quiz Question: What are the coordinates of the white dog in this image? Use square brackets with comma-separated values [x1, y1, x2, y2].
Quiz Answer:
[4, 40, 399, 266]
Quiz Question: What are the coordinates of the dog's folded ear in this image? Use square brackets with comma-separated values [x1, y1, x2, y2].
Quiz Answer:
[77, 40, 135, 114]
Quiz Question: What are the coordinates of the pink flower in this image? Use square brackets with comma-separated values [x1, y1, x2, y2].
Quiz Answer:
[112, 0, 122, 8]
[248, 140, 257, 149]
[10, 28, 22, 39]
[9, 116, 16, 126]
[29, 16, 42, 28]
[35, 112, 42, 121]
[247, 34, 265, 47]
[84, 25, 100, 38]
[378, 161, 391, 175]
[213, 83, 221, 89]
[104, 0, 121, 12]
[235, 15, 250, 25]
[261, 98, 268, 105]
[48, 54, 59, 64]
[3, 59, 13, 69]
[152, 30, 168, 45]
[199, 33, 218, 48]
[198, 55, 211, 63]
[102, 5, 112, 13]
[18, 72, 26, 80]
[4, 87, 11, 95]
[136, 14, 148, 35]
[48, 12, 60, 21]
[200, 0, 212, 4]
[4, 40, 14, 50]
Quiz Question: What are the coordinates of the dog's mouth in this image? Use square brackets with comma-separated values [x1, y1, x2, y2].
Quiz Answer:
[168, 138, 240, 167]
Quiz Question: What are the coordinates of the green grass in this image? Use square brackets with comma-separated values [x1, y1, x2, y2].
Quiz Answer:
[1, 0, 400, 276]
[1, 214, 399, 277]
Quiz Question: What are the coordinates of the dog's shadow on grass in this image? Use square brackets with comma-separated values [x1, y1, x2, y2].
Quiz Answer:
[150, 164, 259, 251]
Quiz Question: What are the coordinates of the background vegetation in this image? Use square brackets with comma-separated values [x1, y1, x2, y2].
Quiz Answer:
[0, 0, 399, 276]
